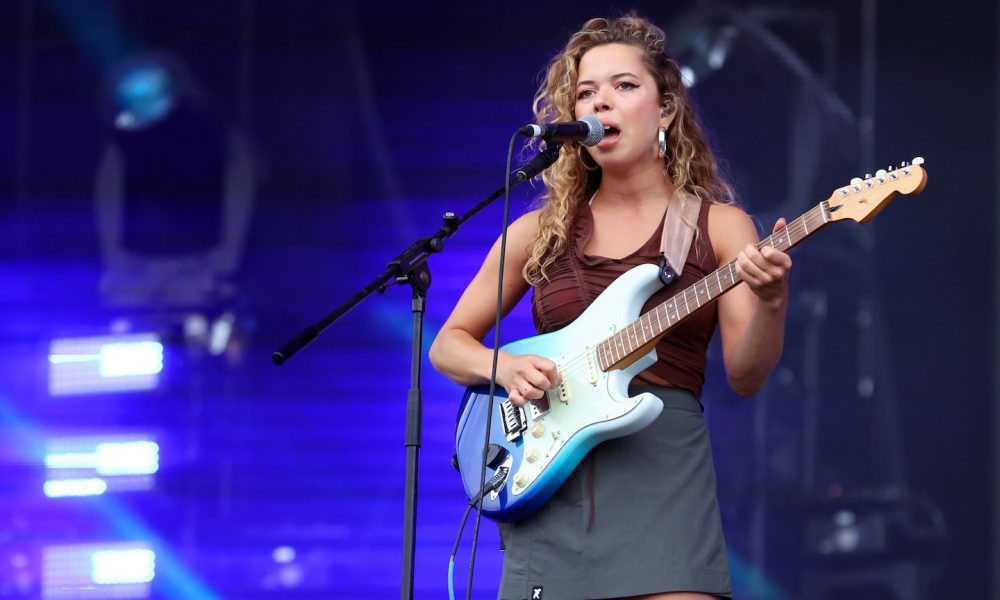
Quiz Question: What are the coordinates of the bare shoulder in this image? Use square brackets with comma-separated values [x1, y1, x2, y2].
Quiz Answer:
[708, 202, 755, 230]
[707, 203, 758, 261]
[502, 208, 543, 256]
[510, 207, 543, 235]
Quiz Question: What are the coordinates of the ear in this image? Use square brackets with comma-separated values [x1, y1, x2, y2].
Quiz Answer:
[659, 95, 678, 130]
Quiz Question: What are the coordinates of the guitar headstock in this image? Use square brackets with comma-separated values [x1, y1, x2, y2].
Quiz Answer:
[827, 157, 927, 224]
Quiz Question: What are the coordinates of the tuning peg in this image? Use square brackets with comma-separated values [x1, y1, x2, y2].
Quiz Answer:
[850, 177, 863, 185]
[864, 173, 872, 179]
[912, 156, 925, 165]
[900, 160, 909, 167]
[887, 165, 895, 172]
[875, 169, 887, 182]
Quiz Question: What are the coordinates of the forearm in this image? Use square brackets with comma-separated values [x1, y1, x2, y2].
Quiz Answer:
[429, 328, 506, 387]
[725, 294, 787, 397]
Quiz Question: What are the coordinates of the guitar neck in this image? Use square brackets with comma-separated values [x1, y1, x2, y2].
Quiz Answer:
[596, 201, 833, 371]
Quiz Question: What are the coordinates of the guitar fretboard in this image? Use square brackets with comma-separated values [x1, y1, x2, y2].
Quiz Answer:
[595, 201, 832, 371]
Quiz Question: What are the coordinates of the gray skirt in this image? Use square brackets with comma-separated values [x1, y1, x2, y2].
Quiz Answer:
[497, 387, 732, 599]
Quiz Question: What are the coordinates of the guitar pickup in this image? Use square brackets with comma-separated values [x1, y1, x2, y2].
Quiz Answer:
[499, 400, 527, 442]
[529, 396, 550, 416]
[586, 350, 599, 385]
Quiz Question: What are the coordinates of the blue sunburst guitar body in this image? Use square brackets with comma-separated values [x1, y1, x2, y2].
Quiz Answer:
[453, 160, 928, 522]
[455, 263, 666, 522]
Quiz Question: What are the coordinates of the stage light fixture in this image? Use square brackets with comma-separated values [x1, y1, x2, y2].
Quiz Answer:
[91, 548, 156, 585]
[103, 53, 182, 132]
[43, 542, 154, 599]
[43, 478, 108, 499]
[94, 51, 256, 309]
[45, 435, 159, 497]
[48, 333, 163, 396]
[668, 13, 739, 88]
[98, 341, 164, 378]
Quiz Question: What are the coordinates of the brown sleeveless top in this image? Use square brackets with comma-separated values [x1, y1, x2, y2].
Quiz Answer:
[531, 199, 719, 398]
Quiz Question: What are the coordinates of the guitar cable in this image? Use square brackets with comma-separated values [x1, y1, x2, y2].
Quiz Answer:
[450, 130, 522, 600]
[448, 476, 506, 600]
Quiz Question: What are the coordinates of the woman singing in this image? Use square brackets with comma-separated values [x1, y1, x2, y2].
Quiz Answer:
[430, 14, 791, 599]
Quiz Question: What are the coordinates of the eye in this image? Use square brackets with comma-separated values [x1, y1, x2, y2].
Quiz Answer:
[576, 89, 595, 100]
[617, 81, 639, 90]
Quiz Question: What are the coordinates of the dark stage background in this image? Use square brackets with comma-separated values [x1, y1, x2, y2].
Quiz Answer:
[0, 0, 995, 598]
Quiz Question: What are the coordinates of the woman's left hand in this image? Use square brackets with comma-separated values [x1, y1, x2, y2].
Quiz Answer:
[735, 218, 793, 308]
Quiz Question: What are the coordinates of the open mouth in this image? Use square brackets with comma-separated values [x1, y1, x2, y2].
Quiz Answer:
[602, 126, 621, 140]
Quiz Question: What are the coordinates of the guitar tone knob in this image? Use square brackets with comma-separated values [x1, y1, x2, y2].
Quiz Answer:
[531, 423, 545, 438]
[525, 448, 539, 463]
[514, 472, 529, 487]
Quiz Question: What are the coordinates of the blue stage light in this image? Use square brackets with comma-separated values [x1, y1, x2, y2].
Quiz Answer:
[49, 334, 163, 396]
[43, 542, 154, 598]
[45, 436, 159, 496]
[45, 441, 159, 475]
[107, 55, 178, 131]
[43, 478, 108, 498]
[98, 341, 164, 378]
[272, 546, 296, 564]
[95, 441, 159, 476]
[91, 548, 156, 584]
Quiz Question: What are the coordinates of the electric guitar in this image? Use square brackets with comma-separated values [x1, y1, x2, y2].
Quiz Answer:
[454, 159, 928, 522]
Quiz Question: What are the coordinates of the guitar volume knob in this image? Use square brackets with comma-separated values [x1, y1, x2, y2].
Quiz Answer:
[531, 423, 545, 438]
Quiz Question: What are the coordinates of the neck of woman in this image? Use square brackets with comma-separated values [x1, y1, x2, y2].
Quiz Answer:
[593, 162, 676, 210]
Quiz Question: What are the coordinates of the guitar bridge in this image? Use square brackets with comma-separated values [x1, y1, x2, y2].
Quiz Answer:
[499, 400, 527, 441]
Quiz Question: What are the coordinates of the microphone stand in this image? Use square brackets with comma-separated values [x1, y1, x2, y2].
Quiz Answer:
[272, 144, 561, 600]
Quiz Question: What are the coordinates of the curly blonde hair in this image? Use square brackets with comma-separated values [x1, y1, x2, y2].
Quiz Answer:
[524, 14, 735, 285]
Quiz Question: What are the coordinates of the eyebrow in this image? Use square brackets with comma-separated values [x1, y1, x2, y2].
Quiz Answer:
[577, 72, 640, 87]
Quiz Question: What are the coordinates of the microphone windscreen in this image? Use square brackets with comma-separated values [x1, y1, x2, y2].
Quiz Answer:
[579, 114, 605, 147]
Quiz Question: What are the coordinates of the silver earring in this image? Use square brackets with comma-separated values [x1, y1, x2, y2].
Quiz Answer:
[657, 127, 667, 158]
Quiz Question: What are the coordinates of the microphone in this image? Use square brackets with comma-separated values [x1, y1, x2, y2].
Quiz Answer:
[519, 114, 604, 147]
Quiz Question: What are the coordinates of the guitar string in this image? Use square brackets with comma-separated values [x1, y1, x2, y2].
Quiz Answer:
[508, 210, 823, 388]
[542, 209, 827, 381]
[509, 179, 909, 393]
[501, 174, 919, 395]
[500, 186, 913, 389]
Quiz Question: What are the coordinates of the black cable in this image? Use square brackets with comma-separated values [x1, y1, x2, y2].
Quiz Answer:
[465, 130, 522, 599]
[449, 476, 505, 598]
[448, 501, 475, 600]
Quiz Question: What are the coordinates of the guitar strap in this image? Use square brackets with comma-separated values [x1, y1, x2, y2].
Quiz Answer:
[658, 188, 702, 286]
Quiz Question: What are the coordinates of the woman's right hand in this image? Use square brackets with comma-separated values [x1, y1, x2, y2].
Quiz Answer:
[496, 352, 561, 406]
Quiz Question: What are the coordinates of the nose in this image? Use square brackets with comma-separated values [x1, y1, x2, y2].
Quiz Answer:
[588, 86, 611, 113]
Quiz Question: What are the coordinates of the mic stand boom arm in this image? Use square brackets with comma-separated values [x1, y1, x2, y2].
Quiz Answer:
[271, 143, 561, 600]
[271, 142, 561, 366]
